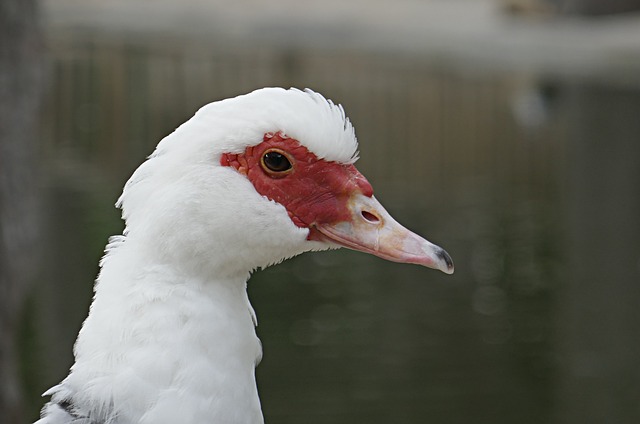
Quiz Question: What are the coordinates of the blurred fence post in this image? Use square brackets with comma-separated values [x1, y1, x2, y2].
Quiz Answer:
[0, 0, 44, 421]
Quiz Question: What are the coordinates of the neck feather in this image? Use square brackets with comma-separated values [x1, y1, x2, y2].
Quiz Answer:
[56, 240, 264, 424]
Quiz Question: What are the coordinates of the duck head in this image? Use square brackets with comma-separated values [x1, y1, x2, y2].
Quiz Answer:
[116, 88, 453, 277]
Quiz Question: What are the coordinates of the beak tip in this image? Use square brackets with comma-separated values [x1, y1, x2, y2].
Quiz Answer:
[437, 248, 455, 275]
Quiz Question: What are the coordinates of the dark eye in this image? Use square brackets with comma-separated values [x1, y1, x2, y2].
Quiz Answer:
[261, 149, 293, 175]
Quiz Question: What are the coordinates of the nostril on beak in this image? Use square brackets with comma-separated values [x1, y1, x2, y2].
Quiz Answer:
[361, 210, 381, 224]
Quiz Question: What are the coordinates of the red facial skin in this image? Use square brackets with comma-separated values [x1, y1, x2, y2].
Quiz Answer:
[220, 132, 372, 240]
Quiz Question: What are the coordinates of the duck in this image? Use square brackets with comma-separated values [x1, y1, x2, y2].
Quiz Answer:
[36, 87, 454, 424]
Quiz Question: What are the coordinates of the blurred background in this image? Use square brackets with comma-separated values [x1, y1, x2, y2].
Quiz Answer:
[2, 0, 640, 423]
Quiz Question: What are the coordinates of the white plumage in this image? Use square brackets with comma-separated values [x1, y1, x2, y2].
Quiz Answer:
[36, 87, 452, 424]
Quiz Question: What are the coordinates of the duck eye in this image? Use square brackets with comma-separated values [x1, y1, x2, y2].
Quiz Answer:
[261, 149, 293, 175]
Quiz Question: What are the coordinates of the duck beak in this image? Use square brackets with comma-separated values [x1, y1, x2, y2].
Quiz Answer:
[314, 194, 454, 274]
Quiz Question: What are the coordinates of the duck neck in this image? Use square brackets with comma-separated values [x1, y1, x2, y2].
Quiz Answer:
[63, 240, 264, 424]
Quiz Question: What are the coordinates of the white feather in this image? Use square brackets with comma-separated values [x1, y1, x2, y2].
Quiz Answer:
[37, 88, 358, 424]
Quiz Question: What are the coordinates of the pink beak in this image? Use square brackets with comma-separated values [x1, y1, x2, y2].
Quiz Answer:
[315, 194, 454, 274]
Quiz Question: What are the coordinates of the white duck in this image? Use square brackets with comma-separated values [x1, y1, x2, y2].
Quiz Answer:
[36, 87, 453, 424]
